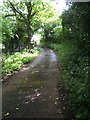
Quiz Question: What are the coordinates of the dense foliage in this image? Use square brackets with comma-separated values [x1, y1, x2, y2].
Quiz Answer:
[2, 0, 56, 53]
[1, 1, 89, 119]
[2, 47, 40, 78]
[47, 2, 89, 120]
[2, 0, 57, 78]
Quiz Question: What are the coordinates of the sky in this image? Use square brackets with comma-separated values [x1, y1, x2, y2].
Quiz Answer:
[0, 0, 3, 6]
[50, 0, 66, 15]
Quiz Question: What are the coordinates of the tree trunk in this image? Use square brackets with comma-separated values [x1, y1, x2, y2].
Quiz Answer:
[26, 1, 33, 51]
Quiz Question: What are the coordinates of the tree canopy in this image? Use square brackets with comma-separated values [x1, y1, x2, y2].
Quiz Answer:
[1, 1, 90, 119]
[2, 0, 58, 53]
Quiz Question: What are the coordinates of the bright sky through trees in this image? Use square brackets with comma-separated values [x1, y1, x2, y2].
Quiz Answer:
[50, 0, 66, 15]
[0, 0, 3, 6]
[0, 0, 66, 15]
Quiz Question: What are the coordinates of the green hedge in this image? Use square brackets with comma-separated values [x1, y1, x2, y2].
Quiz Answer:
[50, 43, 89, 120]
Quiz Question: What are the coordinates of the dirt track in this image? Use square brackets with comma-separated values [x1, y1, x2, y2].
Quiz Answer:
[2, 49, 74, 118]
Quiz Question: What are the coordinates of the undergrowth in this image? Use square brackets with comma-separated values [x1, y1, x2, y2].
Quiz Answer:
[49, 42, 89, 120]
[2, 47, 40, 78]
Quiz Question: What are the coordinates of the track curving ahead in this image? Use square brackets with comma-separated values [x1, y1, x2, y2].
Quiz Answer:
[2, 49, 74, 118]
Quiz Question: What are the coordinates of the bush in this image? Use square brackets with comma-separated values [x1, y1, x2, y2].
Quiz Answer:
[50, 42, 89, 119]
[2, 48, 39, 77]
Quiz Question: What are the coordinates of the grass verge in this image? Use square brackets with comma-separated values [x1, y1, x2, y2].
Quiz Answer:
[2, 47, 40, 79]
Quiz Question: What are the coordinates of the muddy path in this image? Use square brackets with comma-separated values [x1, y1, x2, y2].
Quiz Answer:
[2, 49, 74, 118]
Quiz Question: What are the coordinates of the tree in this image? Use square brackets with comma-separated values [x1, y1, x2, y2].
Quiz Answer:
[2, 0, 57, 52]
[62, 2, 90, 51]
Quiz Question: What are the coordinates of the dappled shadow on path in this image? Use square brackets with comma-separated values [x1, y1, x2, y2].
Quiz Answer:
[2, 49, 74, 118]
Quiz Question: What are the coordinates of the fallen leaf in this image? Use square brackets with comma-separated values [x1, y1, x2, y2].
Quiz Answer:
[49, 96, 52, 98]
[25, 101, 29, 104]
[55, 102, 57, 105]
[56, 97, 59, 100]
[59, 111, 62, 114]
[43, 99, 45, 101]
[26, 95, 31, 98]
[62, 98, 65, 100]
[37, 93, 40, 97]
[4, 113, 9, 116]
[31, 97, 34, 101]
[63, 107, 65, 109]
[16, 107, 19, 110]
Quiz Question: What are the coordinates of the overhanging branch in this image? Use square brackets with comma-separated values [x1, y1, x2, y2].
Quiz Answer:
[8, 1, 27, 21]
[5, 14, 16, 17]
